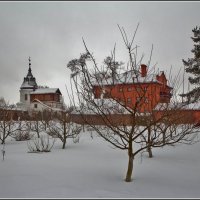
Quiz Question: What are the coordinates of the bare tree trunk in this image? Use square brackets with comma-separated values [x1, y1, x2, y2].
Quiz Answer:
[2, 125, 6, 144]
[147, 127, 153, 158]
[125, 154, 134, 182]
[37, 122, 40, 138]
[163, 132, 165, 144]
[62, 122, 66, 149]
[147, 145, 153, 158]
[37, 131, 40, 138]
[44, 123, 47, 131]
[62, 138, 66, 149]
[125, 140, 134, 182]
[2, 132, 5, 144]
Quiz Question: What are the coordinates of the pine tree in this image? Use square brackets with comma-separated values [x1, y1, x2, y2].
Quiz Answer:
[181, 26, 200, 103]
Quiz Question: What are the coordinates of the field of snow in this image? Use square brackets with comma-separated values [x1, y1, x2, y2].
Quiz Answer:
[0, 130, 200, 198]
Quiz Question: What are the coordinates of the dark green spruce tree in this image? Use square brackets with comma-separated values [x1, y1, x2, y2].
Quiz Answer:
[181, 26, 200, 103]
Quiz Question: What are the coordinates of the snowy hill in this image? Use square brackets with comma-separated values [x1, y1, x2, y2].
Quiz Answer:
[0, 130, 200, 198]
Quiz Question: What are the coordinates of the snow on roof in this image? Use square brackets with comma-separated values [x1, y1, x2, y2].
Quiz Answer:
[153, 103, 175, 111]
[181, 101, 200, 110]
[21, 81, 36, 88]
[30, 88, 61, 94]
[154, 101, 200, 111]
[92, 70, 163, 86]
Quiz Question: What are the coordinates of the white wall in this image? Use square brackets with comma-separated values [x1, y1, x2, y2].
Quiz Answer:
[19, 89, 33, 111]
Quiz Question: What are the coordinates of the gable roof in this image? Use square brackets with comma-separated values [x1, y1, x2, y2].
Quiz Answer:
[30, 88, 61, 95]
[154, 101, 200, 111]
[92, 69, 171, 87]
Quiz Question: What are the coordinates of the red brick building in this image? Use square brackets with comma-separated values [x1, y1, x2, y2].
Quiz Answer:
[30, 88, 63, 111]
[93, 64, 173, 112]
[70, 64, 200, 126]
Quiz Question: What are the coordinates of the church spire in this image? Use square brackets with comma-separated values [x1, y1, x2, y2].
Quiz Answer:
[20, 57, 38, 89]
[27, 56, 33, 77]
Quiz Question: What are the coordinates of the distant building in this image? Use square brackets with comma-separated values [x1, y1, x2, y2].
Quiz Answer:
[92, 64, 173, 112]
[71, 64, 200, 125]
[18, 57, 65, 113]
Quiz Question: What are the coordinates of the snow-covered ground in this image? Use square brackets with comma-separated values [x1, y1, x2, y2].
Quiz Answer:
[0, 130, 200, 198]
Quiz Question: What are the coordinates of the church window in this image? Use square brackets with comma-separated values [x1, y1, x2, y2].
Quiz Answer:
[34, 104, 37, 108]
[25, 94, 28, 101]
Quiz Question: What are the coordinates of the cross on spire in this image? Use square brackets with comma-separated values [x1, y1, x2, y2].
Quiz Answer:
[27, 56, 32, 77]
[28, 56, 31, 69]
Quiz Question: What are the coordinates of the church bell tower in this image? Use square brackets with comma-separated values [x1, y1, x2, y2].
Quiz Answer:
[19, 57, 38, 111]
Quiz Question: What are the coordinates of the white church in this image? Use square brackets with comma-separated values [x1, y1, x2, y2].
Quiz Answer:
[17, 57, 65, 113]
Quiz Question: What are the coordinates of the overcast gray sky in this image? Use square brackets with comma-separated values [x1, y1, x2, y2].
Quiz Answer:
[0, 1, 199, 104]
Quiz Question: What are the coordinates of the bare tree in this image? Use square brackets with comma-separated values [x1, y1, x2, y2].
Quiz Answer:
[11, 119, 33, 141]
[26, 111, 45, 138]
[66, 24, 200, 182]
[142, 65, 200, 158]
[137, 106, 199, 159]
[0, 101, 19, 144]
[27, 135, 55, 153]
[46, 110, 82, 149]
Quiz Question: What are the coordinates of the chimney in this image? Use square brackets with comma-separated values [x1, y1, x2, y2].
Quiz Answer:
[141, 64, 147, 77]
